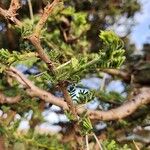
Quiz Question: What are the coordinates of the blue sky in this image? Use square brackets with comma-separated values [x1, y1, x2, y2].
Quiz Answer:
[130, 0, 150, 49]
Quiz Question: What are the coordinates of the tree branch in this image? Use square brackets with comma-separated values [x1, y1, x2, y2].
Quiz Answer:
[99, 68, 131, 82]
[9, 0, 20, 14]
[0, 91, 21, 104]
[84, 87, 150, 121]
[26, 0, 60, 72]
[0, 0, 60, 72]
[34, 0, 60, 36]
[0, 0, 22, 26]
[59, 83, 84, 149]
[6, 66, 68, 110]
[60, 82, 77, 119]
[24, 2, 59, 72]
[5, 67, 150, 122]
[27, 35, 55, 71]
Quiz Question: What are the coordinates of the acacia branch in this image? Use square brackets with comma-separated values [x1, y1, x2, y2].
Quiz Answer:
[60, 83, 83, 149]
[26, 0, 60, 72]
[0, 91, 21, 104]
[0, 0, 22, 26]
[5, 67, 150, 121]
[0, 0, 60, 72]
[84, 87, 150, 120]
[0, 0, 148, 120]
[60, 83, 77, 119]
[34, 0, 60, 36]
[6, 66, 68, 110]
[27, 35, 55, 71]
[99, 68, 131, 82]
[9, 0, 20, 14]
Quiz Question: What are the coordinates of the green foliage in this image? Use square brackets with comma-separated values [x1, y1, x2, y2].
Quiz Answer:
[45, 6, 90, 55]
[102, 140, 132, 150]
[76, 90, 95, 104]
[68, 85, 95, 104]
[0, 111, 69, 149]
[4, 126, 70, 150]
[1, 105, 10, 113]
[20, 15, 46, 37]
[0, 124, 6, 136]
[49, 30, 126, 83]
[79, 114, 93, 135]
[98, 90, 125, 103]
[64, 110, 75, 121]
[0, 49, 38, 72]
[99, 31, 126, 68]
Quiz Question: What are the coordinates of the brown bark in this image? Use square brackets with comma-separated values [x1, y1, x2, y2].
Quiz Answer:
[0, 136, 5, 150]
[99, 68, 131, 82]
[34, 0, 60, 36]
[0, 91, 20, 104]
[6, 67, 150, 121]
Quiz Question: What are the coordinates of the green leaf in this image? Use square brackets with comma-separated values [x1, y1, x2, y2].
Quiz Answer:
[71, 57, 79, 70]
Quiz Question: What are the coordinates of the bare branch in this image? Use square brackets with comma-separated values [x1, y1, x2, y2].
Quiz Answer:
[27, 35, 55, 71]
[6, 67, 68, 110]
[0, 91, 21, 104]
[9, 0, 20, 14]
[34, 0, 60, 36]
[5, 67, 150, 122]
[99, 68, 131, 82]
[0, 0, 22, 26]
[83, 87, 150, 121]
[60, 83, 77, 118]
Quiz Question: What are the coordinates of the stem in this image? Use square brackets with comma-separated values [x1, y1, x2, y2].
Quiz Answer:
[27, 0, 34, 21]
[55, 60, 71, 71]
[60, 85, 77, 119]
[81, 57, 100, 70]
[93, 133, 103, 150]
[85, 134, 89, 150]
[99, 73, 107, 91]
[133, 140, 140, 150]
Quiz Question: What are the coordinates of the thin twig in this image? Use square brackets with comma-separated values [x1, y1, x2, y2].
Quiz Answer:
[55, 60, 72, 71]
[9, 0, 20, 14]
[133, 140, 140, 150]
[27, 0, 34, 21]
[0, 0, 22, 26]
[99, 73, 107, 91]
[85, 134, 89, 150]
[93, 133, 103, 150]
[99, 68, 130, 82]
